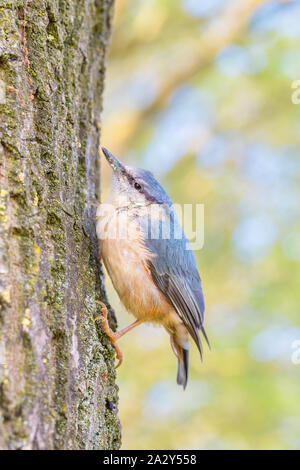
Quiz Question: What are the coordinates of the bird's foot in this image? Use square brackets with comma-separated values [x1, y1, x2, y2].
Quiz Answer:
[95, 301, 123, 368]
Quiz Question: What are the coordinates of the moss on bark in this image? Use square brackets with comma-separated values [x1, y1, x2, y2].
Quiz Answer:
[0, 0, 120, 450]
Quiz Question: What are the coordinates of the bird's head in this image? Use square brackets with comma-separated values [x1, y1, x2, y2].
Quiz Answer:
[102, 148, 172, 210]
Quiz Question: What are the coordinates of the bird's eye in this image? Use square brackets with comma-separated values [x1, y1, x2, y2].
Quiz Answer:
[134, 182, 142, 191]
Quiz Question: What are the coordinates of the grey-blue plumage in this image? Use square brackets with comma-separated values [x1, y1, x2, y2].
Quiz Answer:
[137, 206, 209, 388]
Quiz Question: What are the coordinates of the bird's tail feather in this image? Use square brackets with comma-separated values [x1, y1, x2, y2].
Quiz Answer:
[170, 335, 189, 389]
[176, 347, 189, 390]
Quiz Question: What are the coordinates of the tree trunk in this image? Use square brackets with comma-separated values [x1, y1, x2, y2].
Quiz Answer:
[0, 0, 120, 450]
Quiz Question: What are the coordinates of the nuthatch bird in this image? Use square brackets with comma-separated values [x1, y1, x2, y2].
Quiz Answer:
[96, 148, 209, 389]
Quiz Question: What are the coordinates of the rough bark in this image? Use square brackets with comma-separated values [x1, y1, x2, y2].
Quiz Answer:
[0, 0, 120, 450]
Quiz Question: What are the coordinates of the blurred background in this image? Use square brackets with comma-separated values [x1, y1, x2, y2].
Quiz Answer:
[100, 0, 300, 449]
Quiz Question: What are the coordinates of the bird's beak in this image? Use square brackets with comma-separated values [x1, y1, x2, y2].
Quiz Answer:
[102, 147, 125, 175]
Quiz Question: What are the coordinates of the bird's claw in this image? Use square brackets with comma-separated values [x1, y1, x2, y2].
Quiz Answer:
[95, 301, 123, 368]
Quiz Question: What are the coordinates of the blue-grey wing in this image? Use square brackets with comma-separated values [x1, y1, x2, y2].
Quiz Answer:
[141, 212, 209, 357]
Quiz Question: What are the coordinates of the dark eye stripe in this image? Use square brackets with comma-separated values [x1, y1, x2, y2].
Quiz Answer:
[122, 169, 134, 185]
[123, 168, 157, 202]
[123, 169, 141, 189]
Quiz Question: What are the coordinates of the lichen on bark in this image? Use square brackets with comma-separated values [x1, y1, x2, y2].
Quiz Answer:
[0, 0, 120, 450]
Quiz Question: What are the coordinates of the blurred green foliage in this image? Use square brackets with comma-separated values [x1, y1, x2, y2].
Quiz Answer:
[101, 0, 300, 449]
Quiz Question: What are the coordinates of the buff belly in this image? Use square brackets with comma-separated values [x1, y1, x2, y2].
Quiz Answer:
[96, 206, 185, 337]
[101, 237, 172, 324]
